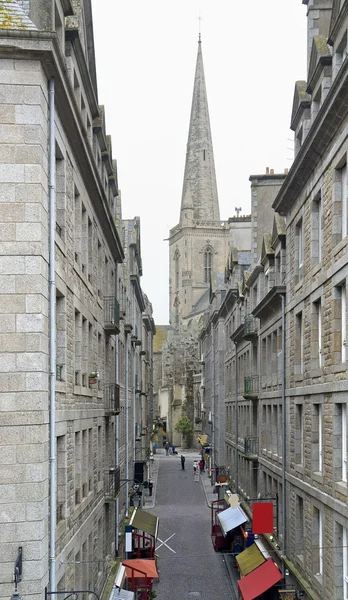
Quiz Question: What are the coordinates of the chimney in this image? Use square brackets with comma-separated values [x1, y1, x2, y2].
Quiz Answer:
[266, 167, 269, 174]
[270, 169, 274, 175]
[304, 0, 332, 73]
[284, 168, 289, 175]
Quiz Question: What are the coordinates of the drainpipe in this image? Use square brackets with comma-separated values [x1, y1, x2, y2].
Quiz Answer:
[211, 325, 215, 483]
[132, 293, 136, 465]
[281, 293, 286, 576]
[115, 332, 119, 556]
[234, 341, 238, 494]
[125, 332, 129, 516]
[48, 77, 56, 593]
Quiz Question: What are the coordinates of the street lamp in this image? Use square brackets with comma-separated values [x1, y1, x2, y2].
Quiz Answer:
[10, 547, 22, 600]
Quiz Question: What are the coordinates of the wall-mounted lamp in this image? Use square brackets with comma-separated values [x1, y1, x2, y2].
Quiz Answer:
[11, 547, 22, 600]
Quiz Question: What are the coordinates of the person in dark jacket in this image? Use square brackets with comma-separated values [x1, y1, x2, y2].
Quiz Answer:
[180, 454, 186, 470]
[148, 480, 153, 496]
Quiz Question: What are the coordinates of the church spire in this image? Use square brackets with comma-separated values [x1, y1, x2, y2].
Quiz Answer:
[179, 40, 220, 225]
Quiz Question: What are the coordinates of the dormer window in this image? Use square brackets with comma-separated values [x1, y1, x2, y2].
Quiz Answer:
[312, 87, 322, 122]
[334, 32, 348, 78]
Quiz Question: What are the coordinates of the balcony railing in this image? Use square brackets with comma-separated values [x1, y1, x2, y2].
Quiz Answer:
[244, 437, 259, 459]
[104, 383, 120, 415]
[243, 315, 258, 340]
[105, 467, 120, 501]
[243, 375, 259, 399]
[104, 297, 120, 333]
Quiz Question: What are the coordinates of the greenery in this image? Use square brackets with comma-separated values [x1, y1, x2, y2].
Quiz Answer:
[175, 415, 193, 436]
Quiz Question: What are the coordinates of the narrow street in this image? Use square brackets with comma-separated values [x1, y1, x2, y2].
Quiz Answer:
[148, 448, 236, 600]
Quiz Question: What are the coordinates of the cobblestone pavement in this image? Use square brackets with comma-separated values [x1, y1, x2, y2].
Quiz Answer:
[145, 448, 237, 600]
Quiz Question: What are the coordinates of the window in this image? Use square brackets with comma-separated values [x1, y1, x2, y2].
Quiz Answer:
[55, 143, 65, 240]
[204, 247, 212, 283]
[342, 164, 348, 238]
[295, 312, 304, 374]
[342, 284, 347, 363]
[312, 300, 322, 368]
[343, 404, 347, 483]
[312, 506, 323, 576]
[311, 193, 323, 265]
[174, 250, 179, 290]
[333, 403, 347, 483]
[343, 527, 348, 600]
[312, 403, 323, 473]
[295, 403, 304, 464]
[296, 495, 304, 561]
[296, 219, 304, 280]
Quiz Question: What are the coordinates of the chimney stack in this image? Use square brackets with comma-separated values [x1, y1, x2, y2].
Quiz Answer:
[266, 167, 269, 174]
[270, 169, 274, 175]
[284, 168, 289, 175]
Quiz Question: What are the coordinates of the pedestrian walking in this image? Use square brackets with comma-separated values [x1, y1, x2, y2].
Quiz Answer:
[193, 460, 198, 472]
[165, 441, 169, 456]
[148, 480, 153, 497]
[199, 459, 204, 474]
[172, 443, 176, 454]
[180, 454, 186, 470]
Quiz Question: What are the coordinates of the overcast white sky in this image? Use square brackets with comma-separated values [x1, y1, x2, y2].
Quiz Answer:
[91, 1, 308, 325]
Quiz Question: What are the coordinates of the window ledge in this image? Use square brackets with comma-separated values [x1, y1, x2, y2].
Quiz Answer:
[56, 380, 66, 393]
[295, 464, 304, 475]
[312, 471, 324, 484]
[74, 385, 92, 397]
[334, 481, 348, 495]
[294, 374, 304, 382]
[333, 237, 348, 257]
[331, 363, 347, 374]
[294, 279, 303, 292]
[309, 262, 322, 277]
[310, 368, 322, 379]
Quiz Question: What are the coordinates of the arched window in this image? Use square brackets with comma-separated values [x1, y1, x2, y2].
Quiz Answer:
[174, 250, 180, 291]
[204, 247, 213, 283]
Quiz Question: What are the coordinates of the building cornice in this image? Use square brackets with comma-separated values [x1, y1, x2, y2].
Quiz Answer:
[252, 286, 285, 320]
[273, 56, 348, 214]
[130, 274, 146, 312]
[0, 31, 124, 262]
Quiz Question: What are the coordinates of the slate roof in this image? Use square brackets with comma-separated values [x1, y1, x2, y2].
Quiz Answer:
[0, 0, 37, 30]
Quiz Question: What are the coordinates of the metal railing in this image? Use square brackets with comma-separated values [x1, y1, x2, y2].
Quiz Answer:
[104, 383, 120, 414]
[244, 437, 259, 457]
[104, 297, 120, 331]
[104, 467, 120, 500]
[244, 315, 258, 339]
[244, 375, 259, 398]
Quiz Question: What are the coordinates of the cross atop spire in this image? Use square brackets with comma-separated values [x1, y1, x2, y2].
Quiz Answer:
[179, 40, 220, 225]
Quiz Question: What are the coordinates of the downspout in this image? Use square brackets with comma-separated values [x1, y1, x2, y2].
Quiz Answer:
[125, 332, 129, 516]
[281, 293, 286, 576]
[48, 77, 56, 593]
[115, 332, 119, 556]
[211, 325, 215, 483]
[234, 341, 238, 493]
[132, 293, 136, 465]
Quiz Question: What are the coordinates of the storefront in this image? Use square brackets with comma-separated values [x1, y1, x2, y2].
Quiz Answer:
[236, 543, 282, 600]
[129, 508, 159, 559]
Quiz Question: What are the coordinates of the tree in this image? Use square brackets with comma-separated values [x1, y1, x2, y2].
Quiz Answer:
[175, 415, 193, 447]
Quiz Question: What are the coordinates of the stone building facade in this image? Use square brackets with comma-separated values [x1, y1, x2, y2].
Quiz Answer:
[200, 1, 348, 598]
[0, 2, 155, 600]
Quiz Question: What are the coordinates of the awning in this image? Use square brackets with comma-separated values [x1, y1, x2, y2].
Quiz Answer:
[217, 505, 248, 536]
[110, 587, 134, 600]
[129, 508, 159, 538]
[122, 559, 159, 579]
[236, 543, 266, 577]
[254, 537, 272, 560]
[237, 559, 282, 600]
[113, 564, 126, 589]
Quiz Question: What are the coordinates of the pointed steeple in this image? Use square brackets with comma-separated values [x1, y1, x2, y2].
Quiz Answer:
[180, 40, 220, 224]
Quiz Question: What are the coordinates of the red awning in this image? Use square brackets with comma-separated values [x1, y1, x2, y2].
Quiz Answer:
[238, 559, 282, 600]
[122, 559, 159, 579]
